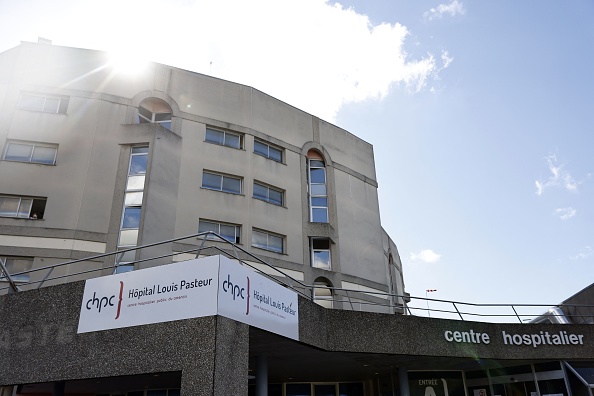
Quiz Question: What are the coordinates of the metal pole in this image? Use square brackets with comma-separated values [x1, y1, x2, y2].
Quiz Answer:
[426, 289, 437, 317]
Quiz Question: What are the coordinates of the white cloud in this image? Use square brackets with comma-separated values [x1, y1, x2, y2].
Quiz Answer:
[571, 246, 593, 260]
[441, 50, 454, 69]
[410, 249, 442, 263]
[424, 0, 466, 21]
[554, 207, 576, 220]
[20, 0, 442, 122]
[535, 154, 578, 196]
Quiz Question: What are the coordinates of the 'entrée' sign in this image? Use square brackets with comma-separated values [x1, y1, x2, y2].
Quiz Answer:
[77, 256, 299, 340]
[444, 329, 584, 348]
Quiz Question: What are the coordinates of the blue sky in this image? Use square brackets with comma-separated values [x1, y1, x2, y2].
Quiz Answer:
[1, 0, 593, 314]
[335, 1, 594, 311]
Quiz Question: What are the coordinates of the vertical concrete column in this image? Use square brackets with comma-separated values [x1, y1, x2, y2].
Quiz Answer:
[137, 126, 182, 269]
[256, 355, 268, 396]
[179, 317, 249, 395]
[399, 367, 410, 396]
[212, 316, 249, 395]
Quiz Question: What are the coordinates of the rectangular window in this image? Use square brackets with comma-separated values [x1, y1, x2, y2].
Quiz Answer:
[0, 196, 46, 219]
[18, 93, 69, 114]
[205, 127, 242, 149]
[253, 181, 284, 206]
[308, 159, 328, 223]
[202, 171, 242, 194]
[129, 146, 149, 176]
[198, 220, 241, 244]
[3, 141, 58, 165]
[254, 139, 283, 162]
[0, 256, 33, 283]
[311, 238, 331, 270]
[252, 229, 284, 253]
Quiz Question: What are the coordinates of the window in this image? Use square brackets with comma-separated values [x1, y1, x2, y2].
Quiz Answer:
[0, 256, 33, 283]
[253, 181, 283, 206]
[205, 127, 242, 149]
[254, 139, 283, 162]
[314, 279, 333, 309]
[3, 141, 58, 165]
[18, 93, 69, 114]
[137, 98, 172, 130]
[115, 146, 149, 274]
[0, 196, 46, 219]
[311, 238, 331, 270]
[307, 151, 328, 223]
[202, 171, 242, 194]
[252, 229, 284, 253]
[199, 220, 241, 244]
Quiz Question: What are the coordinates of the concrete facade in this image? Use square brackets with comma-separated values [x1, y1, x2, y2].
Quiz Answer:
[0, 41, 404, 309]
[0, 43, 404, 310]
[5, 41, 593, 396]
[2, 277, 594, 395]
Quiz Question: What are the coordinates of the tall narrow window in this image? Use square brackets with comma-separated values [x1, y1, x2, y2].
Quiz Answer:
[311, 238, 331, 270]
[307, 150, 328, 223]
[116, 146, 148, 273]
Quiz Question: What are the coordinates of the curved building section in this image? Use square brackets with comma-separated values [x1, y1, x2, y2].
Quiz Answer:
[0, 41, 403, 311]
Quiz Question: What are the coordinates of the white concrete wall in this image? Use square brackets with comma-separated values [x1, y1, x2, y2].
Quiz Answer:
[0, 42, 405, 306]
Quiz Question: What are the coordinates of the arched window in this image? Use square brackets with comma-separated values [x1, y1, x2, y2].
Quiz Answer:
[138, 98, 172, 130]
[313, 277, 333, 309]
[307, 150, 328, 223]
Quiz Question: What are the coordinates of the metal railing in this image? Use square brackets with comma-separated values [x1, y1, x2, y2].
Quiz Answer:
[311, 286, 594, 323]
[2, 234, 594, 324]
[0, 232, 312, 299]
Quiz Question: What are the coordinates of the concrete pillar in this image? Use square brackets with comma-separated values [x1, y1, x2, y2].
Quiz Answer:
[179, 317, 249, 395]
[399, 367, 410, 396]
[256, 355, 268, 396]
[212, 316, 249, 395]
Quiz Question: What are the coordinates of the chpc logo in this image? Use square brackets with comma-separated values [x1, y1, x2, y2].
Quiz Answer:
[222, 274, 250, 315]
[84, 281, 124, 319]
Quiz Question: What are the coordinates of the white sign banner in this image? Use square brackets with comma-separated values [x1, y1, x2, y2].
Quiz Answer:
[77, 255, 299, 340]
[217, 256, 299, 340]
[77, 256, 220, 333]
